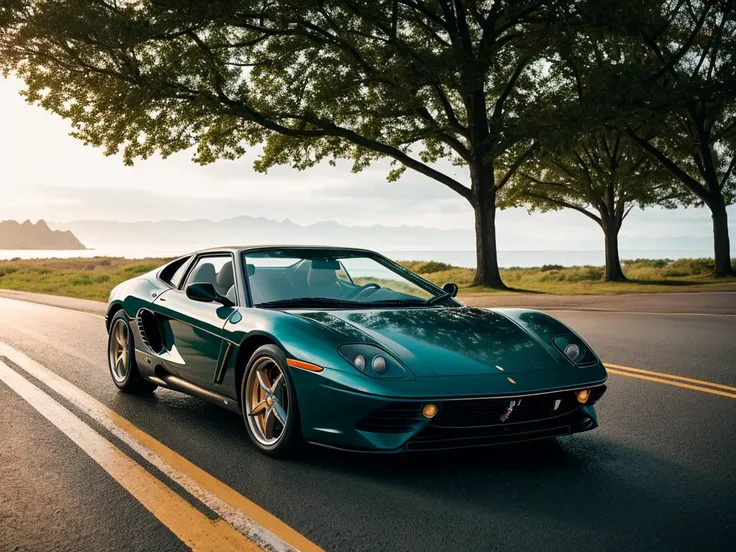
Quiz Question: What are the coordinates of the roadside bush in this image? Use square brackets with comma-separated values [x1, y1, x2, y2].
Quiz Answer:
[71, 274, 110, 286]
[564, 266, 605, 282]
[0, 266, 19, 277]
[539, 270, 567, 282]
[663, 258, 714, 277]
[661, 267, 690, 277]
[399, 260, 455, 274]
[624, 258, 672, 269]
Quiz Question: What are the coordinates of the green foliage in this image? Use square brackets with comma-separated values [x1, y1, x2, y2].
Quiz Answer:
[398, 260, 455, 274]
[0, 0, 552, 191]
[618, 0, 736, 206]
[623, 259, 672, 269]
[1, 1, 733, 282]
[0, 0, 575, 288]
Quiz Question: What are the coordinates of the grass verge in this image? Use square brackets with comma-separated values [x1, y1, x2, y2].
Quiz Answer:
[400, 258, 736, 295]
[0, 257, 167, 302]
[0, 256, 734, 302]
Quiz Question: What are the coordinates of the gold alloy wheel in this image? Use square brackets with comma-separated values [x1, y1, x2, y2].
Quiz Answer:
[109, 319, 130, 383]
[245, 357, 289, 446]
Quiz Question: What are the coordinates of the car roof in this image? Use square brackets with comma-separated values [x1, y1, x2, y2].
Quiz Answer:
[189, 245, 379, 255]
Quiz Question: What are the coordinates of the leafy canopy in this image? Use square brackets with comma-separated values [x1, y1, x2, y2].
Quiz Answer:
[0, 0, 560, 203]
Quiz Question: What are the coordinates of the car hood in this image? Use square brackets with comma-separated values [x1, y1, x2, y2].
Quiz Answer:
[298, 307, 565, 377]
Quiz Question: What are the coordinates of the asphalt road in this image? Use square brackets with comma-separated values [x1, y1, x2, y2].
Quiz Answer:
[0, 296, 734, 552]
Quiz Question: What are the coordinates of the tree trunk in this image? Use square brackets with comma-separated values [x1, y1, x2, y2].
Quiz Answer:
[708, 193, 734, 277]
[602, 217, 626, 282]
[470, 167, 506, 289]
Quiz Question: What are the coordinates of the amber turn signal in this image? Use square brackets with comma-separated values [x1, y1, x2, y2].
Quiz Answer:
[422, 404, 438, 418]
[576, 389, 591, 404]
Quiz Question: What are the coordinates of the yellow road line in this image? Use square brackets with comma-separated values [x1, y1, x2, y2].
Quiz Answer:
[604, 363, 736, 392]
[606, 368, 736, 399]
[0, 360, 260, 552]
[0, 341, 323, 552]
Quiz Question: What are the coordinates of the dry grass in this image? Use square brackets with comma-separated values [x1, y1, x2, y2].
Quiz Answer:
[0, 256, 734, 302]
[399, 258, 736, 296]
[0, 257, 170, 301]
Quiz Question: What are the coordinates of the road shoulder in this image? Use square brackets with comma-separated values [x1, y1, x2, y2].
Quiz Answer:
[0, 289, 107, 316]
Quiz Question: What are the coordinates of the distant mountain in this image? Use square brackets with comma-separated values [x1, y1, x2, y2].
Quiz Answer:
[51, 216, 476, 251]
[0, 219, 86, 250]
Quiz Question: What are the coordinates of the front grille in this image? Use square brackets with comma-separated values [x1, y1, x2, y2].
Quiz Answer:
[407, 412, 596, 451]
[430, 389, 587, 428]
[356, 386, 607, 439]
[356, 403, 425, 434]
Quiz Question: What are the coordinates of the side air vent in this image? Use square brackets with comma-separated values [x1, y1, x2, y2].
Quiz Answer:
[136, 309, 165, 355]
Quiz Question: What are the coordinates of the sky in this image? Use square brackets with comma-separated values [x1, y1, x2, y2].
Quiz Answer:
[0, 76, 732, 252]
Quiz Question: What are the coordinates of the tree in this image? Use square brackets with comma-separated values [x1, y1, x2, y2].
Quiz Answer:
[622, 0, 736, 276]
[501, 16, 682, 282]
[507, 130, 680, 281]
[0, 0, 563, 288]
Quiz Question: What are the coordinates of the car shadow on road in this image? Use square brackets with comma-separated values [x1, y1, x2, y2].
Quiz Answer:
[113, 390, 732, 551]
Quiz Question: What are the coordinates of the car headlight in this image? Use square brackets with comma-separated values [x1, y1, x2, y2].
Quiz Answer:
[553, 335, 598, 366]
[338, 344, 406, 379]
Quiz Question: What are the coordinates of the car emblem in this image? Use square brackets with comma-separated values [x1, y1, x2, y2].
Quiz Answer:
[553, 399, 561, 411]
[500, 399, 521, 422]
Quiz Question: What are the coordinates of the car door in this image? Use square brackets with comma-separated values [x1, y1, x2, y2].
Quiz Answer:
[153, 253, 239, 387]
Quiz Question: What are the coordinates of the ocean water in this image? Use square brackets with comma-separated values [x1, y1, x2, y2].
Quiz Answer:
[0, 248, 715, 268]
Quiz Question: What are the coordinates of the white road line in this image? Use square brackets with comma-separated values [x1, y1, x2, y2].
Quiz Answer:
[0, 359, 260, 552]
[0, 340, 300, 552]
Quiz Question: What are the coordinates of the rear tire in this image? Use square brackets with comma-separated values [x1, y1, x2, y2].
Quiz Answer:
[241, 344, 303, 458]
[107, 311, 157, 394]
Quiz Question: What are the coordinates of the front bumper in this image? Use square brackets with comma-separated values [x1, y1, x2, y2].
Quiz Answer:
[292, 367, 606, 452]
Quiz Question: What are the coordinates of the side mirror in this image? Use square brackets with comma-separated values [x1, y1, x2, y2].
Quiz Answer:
[186, 282, 233, 307]
[442, 282, 459, 297]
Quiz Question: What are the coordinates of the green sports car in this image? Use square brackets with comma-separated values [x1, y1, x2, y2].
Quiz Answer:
[106, 246, 607, 457]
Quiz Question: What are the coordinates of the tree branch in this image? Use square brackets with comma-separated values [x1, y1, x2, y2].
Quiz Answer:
[626, 128, 707, 200]
[184, 31, 473, 201]
[432, 83, 469, 137]
[496, 142, 539, 189]
[490, 56, 530, 124]
[523, 193, 603, 225]
[643, 0, 713, 85]
[720, 155, 736, 191]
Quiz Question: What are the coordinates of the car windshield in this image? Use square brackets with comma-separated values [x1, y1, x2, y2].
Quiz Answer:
[243, 249, 448, 308]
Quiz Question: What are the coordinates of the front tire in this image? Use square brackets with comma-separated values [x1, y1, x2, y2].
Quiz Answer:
[107, 311, 157, 394]
[241, 344, 303, 458]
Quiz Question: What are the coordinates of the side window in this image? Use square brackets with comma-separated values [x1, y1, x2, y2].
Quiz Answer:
[170, 258, 191, 288]
[159, 256, 191, 287]
[185, 255, 237, 302]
